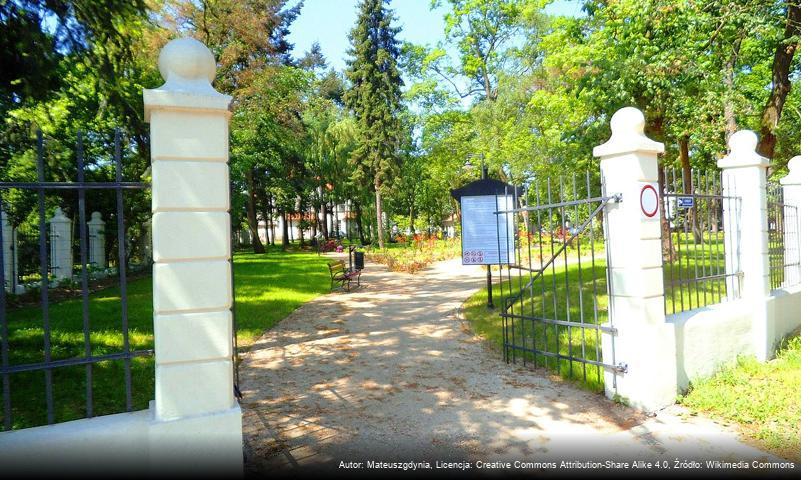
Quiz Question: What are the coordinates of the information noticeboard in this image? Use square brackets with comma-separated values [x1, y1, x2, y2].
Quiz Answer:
[460, 195, 516, 265]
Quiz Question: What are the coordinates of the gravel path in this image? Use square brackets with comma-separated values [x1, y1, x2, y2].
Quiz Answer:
[240, 258, 779, 474]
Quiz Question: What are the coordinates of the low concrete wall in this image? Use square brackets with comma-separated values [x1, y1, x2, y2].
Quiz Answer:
[669, 300, 753, 391]
[767, 284, 801, 351]
[0, 404, 242, 476]
[669, 286, 801, 392]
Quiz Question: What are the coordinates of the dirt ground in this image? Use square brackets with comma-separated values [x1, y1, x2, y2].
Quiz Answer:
[239, 257, 782, 475]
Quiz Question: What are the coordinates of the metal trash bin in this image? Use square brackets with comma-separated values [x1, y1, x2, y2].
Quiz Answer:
[354, 251, 364, 270]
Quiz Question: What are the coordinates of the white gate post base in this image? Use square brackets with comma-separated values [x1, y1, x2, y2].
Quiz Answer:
[144, 37, 242, 475]
[595, 107, 677, 412]
[718, 132, 771, 361]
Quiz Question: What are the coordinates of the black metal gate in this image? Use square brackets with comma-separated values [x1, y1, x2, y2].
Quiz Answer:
[0, 130, 152, 430]
[660, 168, 742, 314]
[494, 173, 624, 391]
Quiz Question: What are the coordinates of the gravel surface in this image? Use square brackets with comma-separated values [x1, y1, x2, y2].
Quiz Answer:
[240, 258, 780, 475]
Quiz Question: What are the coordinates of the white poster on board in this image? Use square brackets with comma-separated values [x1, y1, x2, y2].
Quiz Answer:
[460, 195, 516, 265]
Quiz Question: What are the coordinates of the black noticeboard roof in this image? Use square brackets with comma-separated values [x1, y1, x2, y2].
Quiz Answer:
[450, 178, 523, 202]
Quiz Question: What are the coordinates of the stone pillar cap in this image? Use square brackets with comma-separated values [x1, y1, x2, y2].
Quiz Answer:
[158, 38, 217, 94]
[144, 37, 232, 122]
[51, 207, 70, 222]
[717, 130, 769, 169]
[780, 155, 801, 185]
[593, 107, 665, 158]
[89, 211, 105, 224]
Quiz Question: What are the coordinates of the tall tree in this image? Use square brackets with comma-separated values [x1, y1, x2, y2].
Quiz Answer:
[164, 0, 303, 253]
[0, 0, 148, 106]
[432, 0, 540, 101]
[757, 0, 801, 159]
[344, 0, 405, 249]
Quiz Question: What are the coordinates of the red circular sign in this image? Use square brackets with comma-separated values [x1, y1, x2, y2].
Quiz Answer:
[640, 184, 659, 217]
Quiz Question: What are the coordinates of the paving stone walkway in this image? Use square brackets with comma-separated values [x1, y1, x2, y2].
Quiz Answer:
[240, 258, 780, 475]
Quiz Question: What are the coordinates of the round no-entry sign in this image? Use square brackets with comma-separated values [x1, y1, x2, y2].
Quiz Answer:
[640, 184, 659, 218]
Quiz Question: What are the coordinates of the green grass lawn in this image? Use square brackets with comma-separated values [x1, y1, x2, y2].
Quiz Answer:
[232, 248, 331, 345]
[462, 261, 609, 392]
[1, 245, 331, 430]
[680, 331, 801, 462]
[464, 247, 800, 462]
[461, 234, 748, 392]
[663, 231, 733, 315]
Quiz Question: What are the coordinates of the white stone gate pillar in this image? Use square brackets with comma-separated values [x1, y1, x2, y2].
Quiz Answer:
[780, 156, 801, 287]
[87, 212, 106, 269]
[144, 38, 241, 474]
[142, 219, 152, 265]
[595, 107, 677, 412]
[49, 207, 73, 281]
[1, 211, 11, 292]
[717, 131, 771, 361]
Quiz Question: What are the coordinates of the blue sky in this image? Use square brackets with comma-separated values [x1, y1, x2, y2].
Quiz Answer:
[287, 0, 583, 72]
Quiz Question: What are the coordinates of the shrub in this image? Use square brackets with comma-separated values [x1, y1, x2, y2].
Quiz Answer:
[366, 237, 460, 273]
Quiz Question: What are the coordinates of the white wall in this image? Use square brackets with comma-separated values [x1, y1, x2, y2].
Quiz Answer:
[669, 287, 801, 391]
[669, 301, 754, 390]
[0, 404, 242, 476]
[767, 284, 801, 351]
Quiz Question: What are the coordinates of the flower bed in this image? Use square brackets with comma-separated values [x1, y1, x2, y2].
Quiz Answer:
[366, 236, 460, 274]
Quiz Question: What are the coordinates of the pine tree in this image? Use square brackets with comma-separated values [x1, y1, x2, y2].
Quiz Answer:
[344, 0, 404, 249]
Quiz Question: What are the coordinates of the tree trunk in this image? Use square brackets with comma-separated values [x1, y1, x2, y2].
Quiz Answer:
[658, 165, 676, 263]
[679, 135, 703, 244]
[345, 201, 352, 241]
[330, 201, 337, 238]
[257, 189, 271, 248]
[281, 211, 289, 249]
[333, 202, 340, 239]
[757, 1, 801, 159]
[409, 205, 415, 235]
[245, 168, 265, 254]
[321, 202, 329, 239]
[268, 194, 276, 246]
[311, 204, 318, 241]
[298, 210, 305, 247]
[375, 178, 385, 249]
[723, 38, 742, 143]
[355, 201, 366, 244]
[645, 116, 675, 262]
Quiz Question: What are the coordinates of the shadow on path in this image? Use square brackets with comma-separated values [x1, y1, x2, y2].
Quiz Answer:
[240, 259, 777, 474]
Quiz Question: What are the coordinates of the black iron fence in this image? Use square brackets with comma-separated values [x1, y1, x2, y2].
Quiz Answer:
[496, 172, 622, 391]
[661, 168, 742, 315]
[767, 181, 801, 290]
[3, 225, 48, 292]
[0, 130, 152, 430]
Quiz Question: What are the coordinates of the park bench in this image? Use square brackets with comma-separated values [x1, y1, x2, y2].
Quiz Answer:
[328, 260, 361, 292]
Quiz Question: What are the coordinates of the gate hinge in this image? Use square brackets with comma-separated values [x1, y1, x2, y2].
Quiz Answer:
[609, 193, 623, 203]
[614, 362, 628, 374]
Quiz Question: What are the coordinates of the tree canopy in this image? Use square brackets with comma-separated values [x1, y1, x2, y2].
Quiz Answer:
[4, 0, 801, 256]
